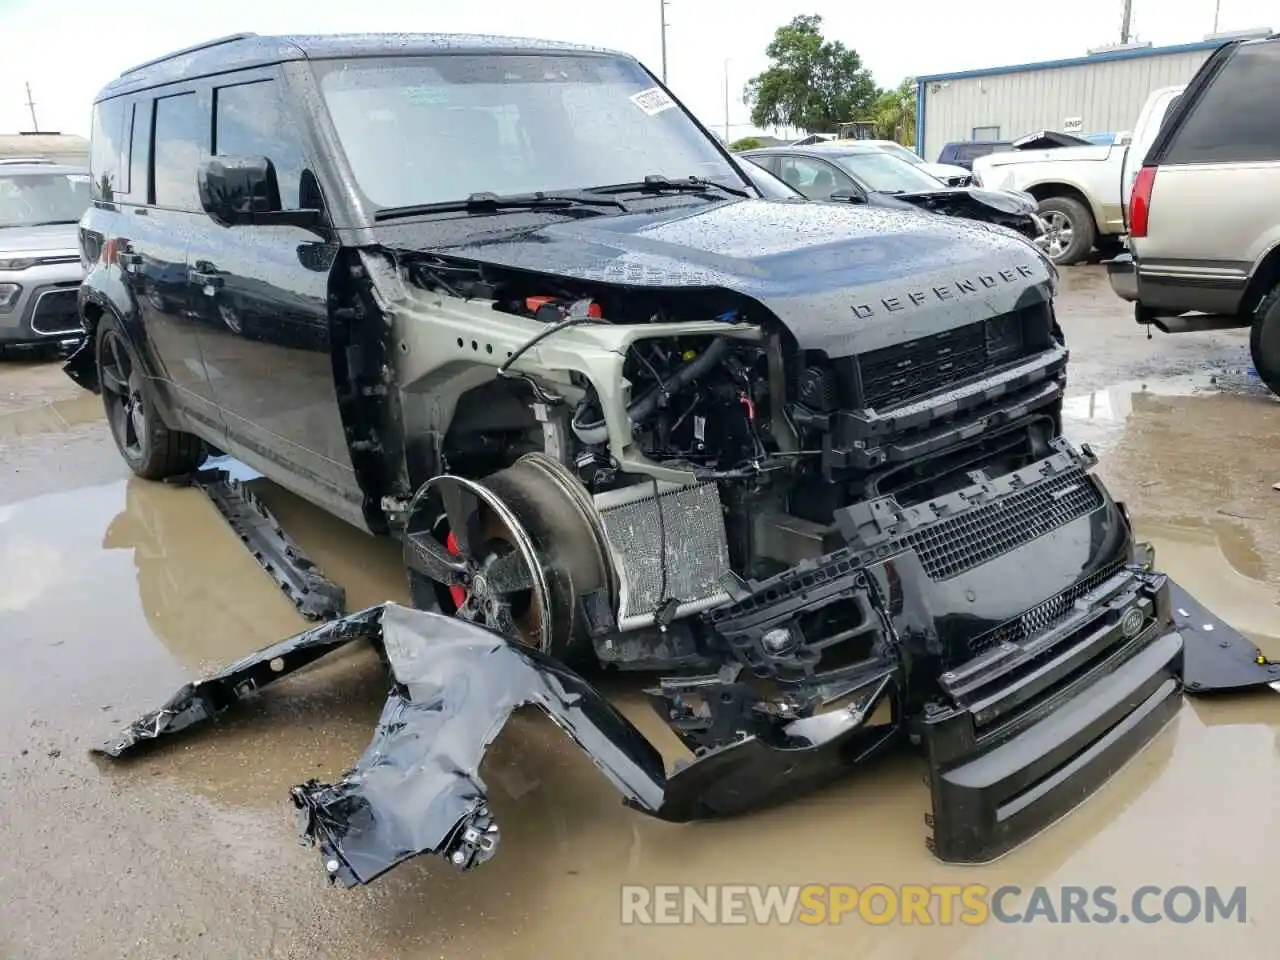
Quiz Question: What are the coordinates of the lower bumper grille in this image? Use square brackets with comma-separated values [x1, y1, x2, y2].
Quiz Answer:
[29, 288, 81, 336]
[905, 467, 1103, 580]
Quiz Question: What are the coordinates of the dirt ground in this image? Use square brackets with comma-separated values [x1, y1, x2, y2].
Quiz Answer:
[1, 265, 1278, 959]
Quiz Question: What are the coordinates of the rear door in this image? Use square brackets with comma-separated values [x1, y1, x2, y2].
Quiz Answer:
[183, 68, 364, 529]
[1139, 39, 1280, 313]
[87, 89, 222, 438]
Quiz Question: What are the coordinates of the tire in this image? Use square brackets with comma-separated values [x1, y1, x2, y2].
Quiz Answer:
[95, 313, 205, 480]
[1250, 286, 1280, 398]
[1037, 196, 1096, 266]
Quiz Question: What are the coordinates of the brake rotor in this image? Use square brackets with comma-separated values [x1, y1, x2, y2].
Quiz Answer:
[404, 474, 554, 654]
[403, 456, 614, 660]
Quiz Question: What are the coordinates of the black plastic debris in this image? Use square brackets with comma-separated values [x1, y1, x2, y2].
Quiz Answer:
[95, 581, 1278, 886]
[93, 607, 383, 757]
[190, 467, 346, 620]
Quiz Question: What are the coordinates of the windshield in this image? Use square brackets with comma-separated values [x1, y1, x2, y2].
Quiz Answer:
[314, 54, 742, 210]
[874, 141, 926, 166]
[0, 172, 90, 228]
[828, 152, 946, 193]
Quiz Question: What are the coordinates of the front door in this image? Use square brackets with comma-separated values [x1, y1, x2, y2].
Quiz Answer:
[185, 72, 364, 529]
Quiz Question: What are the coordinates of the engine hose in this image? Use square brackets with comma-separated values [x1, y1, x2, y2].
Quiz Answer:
[571, 336, 730, 445]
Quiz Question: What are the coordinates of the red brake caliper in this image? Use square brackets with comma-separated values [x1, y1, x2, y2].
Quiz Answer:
[445, 532, 468, 608]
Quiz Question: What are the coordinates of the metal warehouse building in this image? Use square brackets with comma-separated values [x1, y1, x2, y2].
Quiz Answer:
[913, 38, 1237, 162]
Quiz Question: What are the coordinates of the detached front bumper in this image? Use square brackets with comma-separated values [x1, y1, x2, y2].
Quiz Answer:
[923, 567, 1183, 862]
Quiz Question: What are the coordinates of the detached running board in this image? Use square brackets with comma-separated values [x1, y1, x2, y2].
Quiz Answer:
[187, 467, 346, 621]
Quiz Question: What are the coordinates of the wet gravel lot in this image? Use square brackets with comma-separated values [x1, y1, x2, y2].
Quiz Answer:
[1, 265, 1278, 959]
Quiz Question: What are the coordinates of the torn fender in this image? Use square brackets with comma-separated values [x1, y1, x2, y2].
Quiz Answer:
[98, 602, 899, 887]
[290, 604, 900, 886]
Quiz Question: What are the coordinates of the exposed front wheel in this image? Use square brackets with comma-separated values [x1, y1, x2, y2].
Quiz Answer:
[1250, 287, 1280, 398]
[96, 314, 205, 480]
[1037, 196, 1096, 266]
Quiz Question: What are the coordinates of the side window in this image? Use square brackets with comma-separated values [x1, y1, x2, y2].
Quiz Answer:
[127, 99, 153, 203]
[89, 99, 127, 201]
[153, 91, 210, 210]
[779, 157, 850, 200]
[1164, 42, 1280, 164]
[213, 79, 311, 210]
[749, 154, 780, 176]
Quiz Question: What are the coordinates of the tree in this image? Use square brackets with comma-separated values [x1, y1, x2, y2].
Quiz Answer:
[744, 15, 877, 134]
[867, 79, 917, 144]
[729, 136, 763, 151]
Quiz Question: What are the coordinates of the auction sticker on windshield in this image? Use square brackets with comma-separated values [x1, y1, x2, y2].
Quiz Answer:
[630, 86, 676, 116]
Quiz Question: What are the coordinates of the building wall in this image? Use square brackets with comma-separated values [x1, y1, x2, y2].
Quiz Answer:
[920, 49, 1214, 161]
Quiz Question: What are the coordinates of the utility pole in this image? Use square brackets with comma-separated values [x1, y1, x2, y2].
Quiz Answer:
[24, 82, 39, 132]
[659, 0, 669, 83]
[1213, 0, 1221, 33]
[1120, 0, 1133, 43]
[723, 58, 730, 141]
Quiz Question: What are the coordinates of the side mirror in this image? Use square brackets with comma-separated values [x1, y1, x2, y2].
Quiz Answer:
[197, 156, 325, 231]
[829, 189, 865, 204]
[198, 155, 279, 226]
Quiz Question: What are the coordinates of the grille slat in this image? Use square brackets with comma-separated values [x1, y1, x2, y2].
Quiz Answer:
[904, 468, 1104, 581]
[966, 558, 1127, 657]
[856, 308, 1037, 412]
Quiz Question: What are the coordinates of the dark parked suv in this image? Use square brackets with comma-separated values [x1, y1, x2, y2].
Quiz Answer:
[71, 32, 1254, 888]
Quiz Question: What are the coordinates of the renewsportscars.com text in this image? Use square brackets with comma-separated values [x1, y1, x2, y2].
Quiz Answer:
[620, 884, 1248, 926]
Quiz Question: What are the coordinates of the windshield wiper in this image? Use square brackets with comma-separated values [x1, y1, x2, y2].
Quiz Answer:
[589, 175, 752, 199]
[373, 191, 628, 222]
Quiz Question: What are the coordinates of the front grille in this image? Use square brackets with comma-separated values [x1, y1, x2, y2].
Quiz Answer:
[856, 307, 1045, 412]
[29, 288, 81, 335]
[904, 467, 1104, 580]
[966, 557, 1127, 657]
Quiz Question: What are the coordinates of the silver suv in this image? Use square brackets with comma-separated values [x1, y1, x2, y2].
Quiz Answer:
[0, 161, 90, 351]
[1107, 34, 1280, 395]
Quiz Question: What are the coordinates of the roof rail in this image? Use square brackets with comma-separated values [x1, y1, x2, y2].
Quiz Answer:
[118, 33, 258, 77]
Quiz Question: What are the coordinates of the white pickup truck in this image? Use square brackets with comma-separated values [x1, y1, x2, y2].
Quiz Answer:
[971, 129, 1132, 265]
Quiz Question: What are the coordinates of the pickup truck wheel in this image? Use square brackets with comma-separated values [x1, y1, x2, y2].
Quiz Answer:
[1250, 287, 1280, 397]
[1037, 197, 1095, 266]
[96, 314, 205, 480]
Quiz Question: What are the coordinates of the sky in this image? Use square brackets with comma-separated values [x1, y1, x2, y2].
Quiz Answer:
[0, 0, 1273, 138]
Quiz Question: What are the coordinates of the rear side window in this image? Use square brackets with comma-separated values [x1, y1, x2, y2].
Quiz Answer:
[1163, 42, 1280, 164]
[153, 91, 210, 210]
[127, 100, 153, 202]
[89, 99, 127, 201]
[213, 79, 310, 210]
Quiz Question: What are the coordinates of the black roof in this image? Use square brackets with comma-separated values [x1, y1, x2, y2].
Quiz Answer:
[95, 32, 626, 101]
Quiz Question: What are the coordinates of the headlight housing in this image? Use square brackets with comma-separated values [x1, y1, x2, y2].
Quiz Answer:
[0, 283, 22, 311]
[0, 258, 38, 272]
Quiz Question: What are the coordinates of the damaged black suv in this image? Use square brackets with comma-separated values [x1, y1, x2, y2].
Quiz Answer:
[71, 32, 1273, 888]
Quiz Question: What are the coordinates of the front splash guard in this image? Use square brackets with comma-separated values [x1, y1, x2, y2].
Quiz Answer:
[96, 577, 1274, 886]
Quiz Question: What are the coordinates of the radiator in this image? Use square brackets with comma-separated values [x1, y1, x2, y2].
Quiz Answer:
[593, 480, 732, 631]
